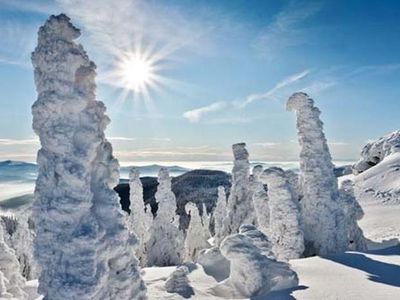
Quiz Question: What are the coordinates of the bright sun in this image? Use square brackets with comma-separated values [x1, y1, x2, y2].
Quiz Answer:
[121, 55, 152, 92]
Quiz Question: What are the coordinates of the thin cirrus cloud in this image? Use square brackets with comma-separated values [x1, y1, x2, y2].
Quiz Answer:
[183, 101, 227, 123]
[182, 69, 310, 123]
[252, 1, 321, 57]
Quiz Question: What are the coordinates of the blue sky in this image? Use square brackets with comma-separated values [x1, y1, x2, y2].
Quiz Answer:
[0, 0, 399, 163]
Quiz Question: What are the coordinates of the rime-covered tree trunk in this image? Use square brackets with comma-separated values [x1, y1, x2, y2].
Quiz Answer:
[213, 186, 227, 245]
[31, 14, 145, 299]
[250, 165, 270, 235]
[128, 168, 153, 266]
[287, 92, 347, 256]
[184, 203, 210, 261]
[262, 167, 304, 261]
[147, 168, 184, 266]
[220, 143, 255, 242]
[0, 222, 27, 299]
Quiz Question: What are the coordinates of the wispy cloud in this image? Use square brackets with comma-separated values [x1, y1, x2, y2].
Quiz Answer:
[182, 69, 310, 123]
[183, 101, 226, 123]
[108, 136, 137, 142]
[253, 1, 321, 57]
[0, 138, 39, 145]
[252, 142, 280, 148]
[240, 69, 310, 107]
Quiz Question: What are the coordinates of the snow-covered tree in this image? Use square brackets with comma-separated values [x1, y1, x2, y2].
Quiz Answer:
[201, 203, 211, 241]
[0, 222, 27, 299]
[31, 14, 145, 299]
[250, 165, 270, 235]
[147, 168, 184, 266]
[214, 231, 298, 298]
[220, 143, 255, 242]
[127, 168, 153, 266]
[184, 203, 210, 261]
[8, 212, 39, 280]
[262, 167, 304, 261]
[287, 92, 347, 256]
[339, 180, 367, 251]
[213, 186, 227, 245]
[285, 169, 301, 202]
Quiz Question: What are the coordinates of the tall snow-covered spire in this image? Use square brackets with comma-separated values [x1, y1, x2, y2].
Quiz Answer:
[147, 168, 184, 266]
[220, 143, 255, 241]
[287, 92, 346, 256]
[31, 14, 145, 299]
[128, 168, 153, 266]
[213, 186, 227, 245]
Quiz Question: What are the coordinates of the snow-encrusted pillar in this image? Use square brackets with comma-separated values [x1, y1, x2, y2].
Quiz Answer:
[184, 203, 210, 261]
[261, 167, 304, 261]
[221, 143, 255, 240]
[213, 186, 227, 245]
[250, 165, 270, 235]
[287, 92, 346, 256]
[128, 168, 153, 266]
[146, 168, 184, 266]
[31, 14, 146, 299]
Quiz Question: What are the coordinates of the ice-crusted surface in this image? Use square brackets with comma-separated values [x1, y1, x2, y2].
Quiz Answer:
[184, 203, 210, 261]
[220, 143, 255, 242]
[250, 165, 270, 235]
[239, 224, 275, 259]
[147, 168, 184, 266]
[213, 231, 299, 298]
[0, 222, 27, 299]
[165, 266, 194, 298]
[353, 130, 400, 174]
[31, 14, 145, 299]
[128, 168, 153, 266]
[213, 186, 227, 245]
[287, 92, 346, 256]
[197, 247, 230, 282]
[339, 180, 367, 251]
[262, 167, 304, 261]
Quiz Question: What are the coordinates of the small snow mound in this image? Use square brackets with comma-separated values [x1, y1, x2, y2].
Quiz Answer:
[197, 247, 230, 282]
[165, 266, 194, 298]
[213, 232, 298, 298]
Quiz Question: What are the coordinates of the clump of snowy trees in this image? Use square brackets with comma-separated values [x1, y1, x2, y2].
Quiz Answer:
[147, 168, 184, 266]
[127, 168, 153, 266]
[184, 203, 210, 261]
[0, 222, 27, 299]
[31, 14, 145, 299]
